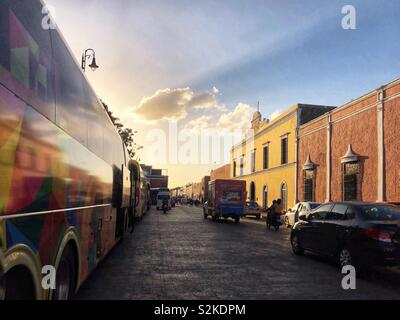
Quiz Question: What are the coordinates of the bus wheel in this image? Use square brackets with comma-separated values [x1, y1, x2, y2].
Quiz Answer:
[0, 266, 35, 300]
[53, 245, 76, 300]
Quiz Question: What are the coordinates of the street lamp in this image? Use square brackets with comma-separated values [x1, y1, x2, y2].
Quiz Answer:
[81, 48, 99, 72]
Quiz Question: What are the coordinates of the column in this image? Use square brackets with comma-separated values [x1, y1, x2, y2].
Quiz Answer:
[377, 89, 384, 202]
[326, 114, 332, 202]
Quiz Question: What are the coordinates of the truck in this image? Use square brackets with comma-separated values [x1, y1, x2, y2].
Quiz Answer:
[203, 179, 247, 223]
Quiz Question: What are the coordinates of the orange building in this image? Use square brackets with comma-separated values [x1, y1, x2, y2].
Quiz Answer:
[210, 164, 231, 181]
[297, 77, 400, 203]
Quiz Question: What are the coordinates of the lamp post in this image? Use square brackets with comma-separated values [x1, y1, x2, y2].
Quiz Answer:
[81, 48, 99, 72]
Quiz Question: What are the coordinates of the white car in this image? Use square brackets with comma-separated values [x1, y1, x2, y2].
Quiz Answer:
[284, 202, 321, 227]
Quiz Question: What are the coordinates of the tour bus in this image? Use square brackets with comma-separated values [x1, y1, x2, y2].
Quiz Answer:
[0, 0, 134, 299]
[129, 160, 150, 221]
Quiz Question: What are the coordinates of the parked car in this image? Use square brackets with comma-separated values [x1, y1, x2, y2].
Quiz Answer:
[290, 202, 400, 271]
[284, 202, 321, 227]
[245, 201, 261, 219]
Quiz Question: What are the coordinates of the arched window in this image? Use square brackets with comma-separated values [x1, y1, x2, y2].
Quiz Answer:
[341, 145, 360, 201]
[343, 163, 359, 201]
[303, 169, 315, 202]
[280, 182, 287, 211]
[250, 182, 256, 202]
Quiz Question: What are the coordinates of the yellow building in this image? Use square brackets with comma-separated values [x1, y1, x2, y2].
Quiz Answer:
[231, 104, 334, 211]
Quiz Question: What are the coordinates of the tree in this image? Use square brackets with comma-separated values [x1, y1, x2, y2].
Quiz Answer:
[102, 100, 142, 159]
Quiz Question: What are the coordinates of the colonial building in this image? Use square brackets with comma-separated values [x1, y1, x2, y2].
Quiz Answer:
[141, 165, 169, 188]
[210, 164, 231, 181]
[231, 104, 334, 210]
[297, 77, 400, 203]
[200, 176, 210, 202]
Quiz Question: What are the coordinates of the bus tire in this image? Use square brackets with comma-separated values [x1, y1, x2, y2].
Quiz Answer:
[0, 266, 36, 300]
[53, 245, 76, 300]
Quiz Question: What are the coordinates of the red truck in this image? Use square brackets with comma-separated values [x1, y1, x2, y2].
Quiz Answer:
[203, 179, 247, 223]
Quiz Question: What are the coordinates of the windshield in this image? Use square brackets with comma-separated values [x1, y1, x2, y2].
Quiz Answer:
[246, 202, 258, 207]
[158, 194, 170, 200]
[309, 203, 321, 210]
[360, 205, 400, 221]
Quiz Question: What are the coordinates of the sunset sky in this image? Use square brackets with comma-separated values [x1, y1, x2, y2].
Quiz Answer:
[44, 0, 400, 187]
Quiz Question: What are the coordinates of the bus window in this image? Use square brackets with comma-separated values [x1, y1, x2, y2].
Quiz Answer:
[85, 82, 104, 159]
[0, 0, 55, 121]
[52, 31, 88, 147]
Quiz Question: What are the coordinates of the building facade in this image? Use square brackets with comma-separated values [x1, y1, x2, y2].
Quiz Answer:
[141, 165, 168, 188]
[231, 104, 334, 210]
[297, 78, 400, 203]
[210, 164, 231, 181]
[200, 176, 210, 203]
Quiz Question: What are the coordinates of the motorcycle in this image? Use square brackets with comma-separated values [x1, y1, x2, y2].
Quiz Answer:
[162, 200, 168, 214]
[266, 211, 282, 231]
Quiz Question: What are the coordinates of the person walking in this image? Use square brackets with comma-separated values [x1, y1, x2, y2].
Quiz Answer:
[266, 200, 277, 229]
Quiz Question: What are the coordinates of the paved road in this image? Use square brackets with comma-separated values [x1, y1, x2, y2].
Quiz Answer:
[76, 205, 400, 300]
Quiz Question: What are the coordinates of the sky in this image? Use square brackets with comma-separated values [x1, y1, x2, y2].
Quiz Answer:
[44, 0, 400, 187]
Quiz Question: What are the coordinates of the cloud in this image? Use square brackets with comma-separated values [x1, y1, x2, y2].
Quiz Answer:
[217, 103, 255, 131]
[128, 87, 220, 122]
[185, 115, 213, 133]
[186, 92, 218, 110]
[270, 109, 283, 120]
[185, 102, 256, 132]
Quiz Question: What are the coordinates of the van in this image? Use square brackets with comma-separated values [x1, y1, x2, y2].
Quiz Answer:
[156, 191, 171, 210]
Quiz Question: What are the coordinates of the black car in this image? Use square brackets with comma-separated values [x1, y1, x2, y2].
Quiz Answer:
[291, 202, 400, 270]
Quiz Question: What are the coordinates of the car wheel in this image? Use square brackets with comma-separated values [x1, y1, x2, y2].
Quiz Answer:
[235, 217, 240, 223]
[338, 247, 353, 269]
[256, 215, 261, 220]
[291, 234, 304, 255]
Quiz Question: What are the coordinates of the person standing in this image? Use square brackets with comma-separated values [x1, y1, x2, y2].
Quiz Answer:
[266, 200, 277, 229]
[275, 199, 283, 217]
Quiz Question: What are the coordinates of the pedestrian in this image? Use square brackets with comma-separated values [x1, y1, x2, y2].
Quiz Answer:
[266, 200, 277, 229]
[274, 199, 284, 226]
[275, 199, 283, 216]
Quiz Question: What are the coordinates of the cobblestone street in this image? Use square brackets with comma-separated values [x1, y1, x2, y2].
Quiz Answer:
[76, 205, 400, 300]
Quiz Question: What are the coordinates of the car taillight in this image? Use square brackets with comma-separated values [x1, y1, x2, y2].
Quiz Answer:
[365, 228, 393, 243]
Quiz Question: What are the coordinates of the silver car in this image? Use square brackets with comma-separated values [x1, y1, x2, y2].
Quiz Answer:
[284, 202, 321, 227]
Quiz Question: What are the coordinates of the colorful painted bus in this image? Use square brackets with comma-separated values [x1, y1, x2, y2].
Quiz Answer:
[0, 0, 133, 299]
[128, 160, 151, 221]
